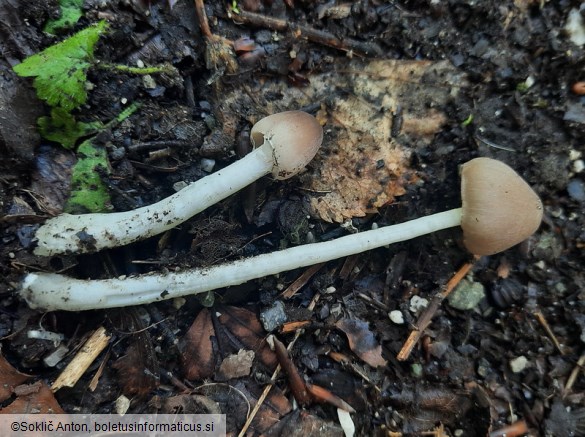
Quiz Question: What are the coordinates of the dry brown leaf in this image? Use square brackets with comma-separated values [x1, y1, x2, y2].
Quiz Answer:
[264, 409, 344, 437]
[335, 318, 387, 368]
[217, 349, 255, 381]
[186, 379, 292, 433]
[112, 340, 160, 397]
[180, 306, 277, 381]
[30, 145, 75, 215]
[0, 381, 64, 414]
[0, 353, 31, 403]
[179, 308, 217, 380]
[216, 306, 278, 371]
[231, 380, 292, 433]
[305, 60, 466, 222]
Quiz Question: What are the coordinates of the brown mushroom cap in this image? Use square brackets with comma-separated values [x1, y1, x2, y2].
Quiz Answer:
[251, 111, 323, 180]
[460, 157, 543, 256]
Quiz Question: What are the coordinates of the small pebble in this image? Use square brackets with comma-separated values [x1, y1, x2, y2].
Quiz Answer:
[567, 179, 585, 202]
[510, 355, 528, 373]
[448, 278, 485, 310]
[173, 181, 188, 192]
[477, 359, 490, 378]
[200, 158, 215, 173]
[409, 296, 429, 314]
[43, 344, 69, 367]
[565, 8, 585, 46]
[115, 395, 131, 415]
[142, 74, 157, 89]
[411, 363, 423, 378]
[330, 303, 343, 317]
[570, 149, 582, 161]
[259, 301, 287, 332]
[325, 286, 336, 294]
[389, 310, 405, 324]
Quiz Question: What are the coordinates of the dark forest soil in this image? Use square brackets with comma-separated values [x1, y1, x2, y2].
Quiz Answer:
[1, 0, 584, 435]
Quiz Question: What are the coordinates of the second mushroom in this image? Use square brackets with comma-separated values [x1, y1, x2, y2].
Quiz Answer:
[32, 111, 323, 256]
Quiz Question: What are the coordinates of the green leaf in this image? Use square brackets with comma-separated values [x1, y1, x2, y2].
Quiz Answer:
[44, 0, 84, 34]
[13, 21, 107, 111]
[65, 139, 111, 213]
[38, 107, 103, 149]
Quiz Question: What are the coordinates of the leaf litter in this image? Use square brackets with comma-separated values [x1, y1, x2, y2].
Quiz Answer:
[238, 58, 468, 222]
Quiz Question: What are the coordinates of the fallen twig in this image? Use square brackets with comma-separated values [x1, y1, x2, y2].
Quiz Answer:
[229, 9, 383, 57]
[534, 309, 565, 355]
[52, 326, 111, 392]
[397, 260, 476, 361]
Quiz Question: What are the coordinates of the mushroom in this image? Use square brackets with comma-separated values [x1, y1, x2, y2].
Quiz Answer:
[21, 157, 543, 311]
[460, 157, 542, 255]
[32, 111, 323, 256]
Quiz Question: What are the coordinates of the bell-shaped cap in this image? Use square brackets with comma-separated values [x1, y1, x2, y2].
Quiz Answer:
[460, 157, 543, 256]
[251, 111, 323, 180]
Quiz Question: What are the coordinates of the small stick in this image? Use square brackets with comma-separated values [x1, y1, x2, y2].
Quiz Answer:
[305, 383, 355, 413]
[52, 327, 111, 392]
[488, 419, 529, 437]
[280, 320, 312, 334]
[339, 254, 360, 281]
[127, 139, 193, 154]
[565, 352, 585, 392]
[280, 262, 324, 299]
[230, 9, 383, 57]
[193, 0, 212, 38]
[162, 369, 193, 393]
[357, 292, 390, 312]
[270, 335, 312, 405]
[194, 0, 238, 75]
[397, 260, 475, 361]
[88, 348, 110, 392]
[533, 310, 564, 355]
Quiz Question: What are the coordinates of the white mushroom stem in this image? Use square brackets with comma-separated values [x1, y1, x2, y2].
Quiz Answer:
[22, 208, 462, 311]
[22, 157, 545, 312]
[33, 147, 273, 256]
[33, 111, 323, 256]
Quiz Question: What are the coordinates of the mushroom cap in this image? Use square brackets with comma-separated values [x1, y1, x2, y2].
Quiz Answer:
[251, 111, 323, 180]
[460, 157, 543, 256]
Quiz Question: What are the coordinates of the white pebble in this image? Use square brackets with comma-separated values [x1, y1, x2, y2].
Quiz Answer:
[409, 296, 429, 314]
[569, 149, 582, 161]
[510, 355, 528, 373]
[200, 158, 215, 172]
[565, 8, 585, 46]
[389, 310, 405, 324]
[173, 181, 188, 192]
